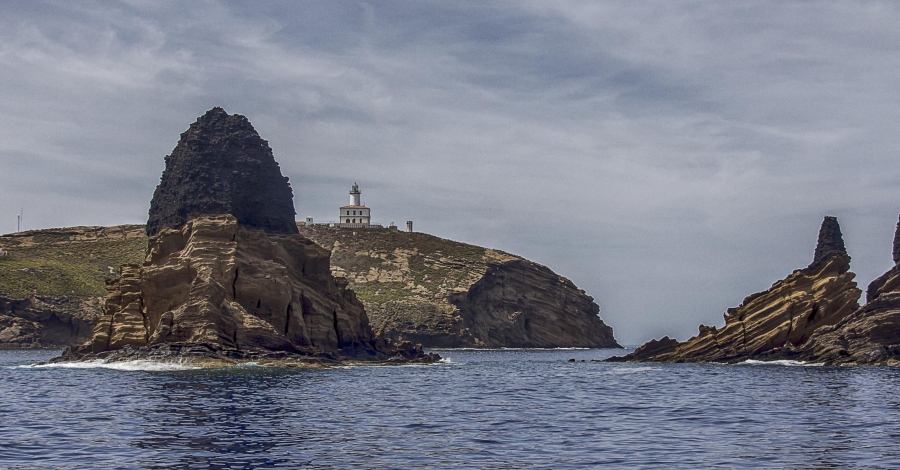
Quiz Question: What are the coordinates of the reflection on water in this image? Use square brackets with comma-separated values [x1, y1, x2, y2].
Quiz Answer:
[2, 349, 900, 469]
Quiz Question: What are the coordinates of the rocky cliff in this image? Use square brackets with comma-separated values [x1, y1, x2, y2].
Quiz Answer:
[610, 216, 861, 363]
[0, 225, 145, 347]
[62, 108, 432, 366]
[297, 225, 619, 348]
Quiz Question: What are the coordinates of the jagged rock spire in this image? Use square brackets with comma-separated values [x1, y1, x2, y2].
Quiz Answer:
[812, 216, 847, 266]
[893, 214, 900, 265]
[146, 107, 298, 236]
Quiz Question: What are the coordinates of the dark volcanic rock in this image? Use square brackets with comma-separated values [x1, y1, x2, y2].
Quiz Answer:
[812, 216, 847, 267]
[146, 107, 298, 237]
[893, 214, 900, 265]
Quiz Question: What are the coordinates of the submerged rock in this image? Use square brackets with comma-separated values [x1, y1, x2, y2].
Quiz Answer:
[610, 216, 861, 363]
[63, 108, 435, 365]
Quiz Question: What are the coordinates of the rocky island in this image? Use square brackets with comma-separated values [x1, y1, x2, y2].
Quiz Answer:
[57, 107, 436, 367]
[610, 215, 900, 365]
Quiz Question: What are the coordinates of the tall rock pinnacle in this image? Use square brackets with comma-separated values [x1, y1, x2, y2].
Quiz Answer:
[811, 216, 847, 267]
[893, 214, 900, 265]
[146, 107, 298, 236]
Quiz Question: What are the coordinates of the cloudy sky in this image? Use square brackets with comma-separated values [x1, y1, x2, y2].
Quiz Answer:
[2, 1, 899, 344]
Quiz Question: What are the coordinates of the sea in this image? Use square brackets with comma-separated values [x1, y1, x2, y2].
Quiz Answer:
[2, 348, 900, 469]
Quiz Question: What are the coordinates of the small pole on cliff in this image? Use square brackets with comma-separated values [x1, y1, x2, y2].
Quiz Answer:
[17, 208, 22, 233]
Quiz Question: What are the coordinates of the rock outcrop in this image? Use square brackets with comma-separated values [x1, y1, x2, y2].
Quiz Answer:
[81, 215, 409, 362]
[812, 216, 847, 267]
[789, 215, 900, 365]
[298, 225, 619, 348]
[62, 108, 433, 366]
[609, 216, 861, 363]
[893, 214, 900, 265]
[146, 107, 298, 237]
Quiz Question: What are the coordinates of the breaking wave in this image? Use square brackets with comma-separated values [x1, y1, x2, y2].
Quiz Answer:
[738, 359, 824, 367]
[17, 359, 199, 372]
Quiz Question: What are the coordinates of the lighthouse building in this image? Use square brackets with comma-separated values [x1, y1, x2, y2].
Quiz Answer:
[339, 183, 371, 226]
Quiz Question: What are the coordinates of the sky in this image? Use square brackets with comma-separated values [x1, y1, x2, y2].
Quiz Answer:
[1, 1, 900, 345]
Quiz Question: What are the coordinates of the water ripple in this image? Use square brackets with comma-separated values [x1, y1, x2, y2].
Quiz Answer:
[2, 348, 900, 468]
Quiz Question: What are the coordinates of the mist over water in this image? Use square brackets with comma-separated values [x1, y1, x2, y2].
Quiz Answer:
[3, 349, 900, 469]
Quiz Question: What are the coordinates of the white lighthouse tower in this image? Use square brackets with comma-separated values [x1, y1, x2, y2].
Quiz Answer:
[339, 182, 370, 226]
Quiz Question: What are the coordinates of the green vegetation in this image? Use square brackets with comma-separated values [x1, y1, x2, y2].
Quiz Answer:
[0, 231, 146, 299]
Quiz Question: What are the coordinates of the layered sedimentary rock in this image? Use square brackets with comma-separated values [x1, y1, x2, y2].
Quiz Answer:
[610, 216, 861, 363]
[298, 226, 619, 348]
[0, 225, 145, 347]
[82, 215, 403, 361]
[146, 107, 298, 237]
[64, 108, 431, 365]
[791, 215, 900, 365]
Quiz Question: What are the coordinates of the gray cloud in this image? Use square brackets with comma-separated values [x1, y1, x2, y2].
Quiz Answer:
[1, 1, 899, 344]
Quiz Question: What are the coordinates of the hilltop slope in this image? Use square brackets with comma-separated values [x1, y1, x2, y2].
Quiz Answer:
[298, 225, 619, 348]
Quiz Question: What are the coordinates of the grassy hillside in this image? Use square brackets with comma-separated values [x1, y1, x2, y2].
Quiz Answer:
[0, 226, 147, 299]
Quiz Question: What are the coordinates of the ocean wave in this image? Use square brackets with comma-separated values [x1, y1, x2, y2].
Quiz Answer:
[738, 359, 824, 367]
[17, 359, 199, 371]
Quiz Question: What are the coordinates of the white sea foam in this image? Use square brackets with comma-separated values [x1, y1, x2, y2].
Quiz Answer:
[18, 359, 199, 371]
[235, 362, 262, 368]
[738, 359, 824, 367]
[607, 366, 657, 374]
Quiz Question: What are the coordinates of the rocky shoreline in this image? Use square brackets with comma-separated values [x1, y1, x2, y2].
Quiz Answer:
[51, 342, 439, 369]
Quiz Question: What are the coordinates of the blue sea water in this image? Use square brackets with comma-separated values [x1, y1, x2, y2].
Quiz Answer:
[2, 348, 900, 469]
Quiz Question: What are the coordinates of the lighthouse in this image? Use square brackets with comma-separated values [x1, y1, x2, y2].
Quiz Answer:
[339, 182, 371, 225]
